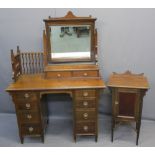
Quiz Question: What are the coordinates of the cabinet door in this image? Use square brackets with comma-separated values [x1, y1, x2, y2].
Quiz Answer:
[115, 89, 139, 120]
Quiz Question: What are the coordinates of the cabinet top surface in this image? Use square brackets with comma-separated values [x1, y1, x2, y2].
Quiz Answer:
[107, 71, 149, 89]
[6, 74, 105, 92]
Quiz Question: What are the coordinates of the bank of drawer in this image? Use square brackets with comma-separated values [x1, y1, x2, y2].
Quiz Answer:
[16, 101, 38, 111]
[13, 92, 38, 102]
[21, 124, 41, 135]
[75, 90, 96, 98]
[46, 71, 71, 78]
[75, 99, 96, 108]
[76, 122, 95, 134]
[18, 111, 40, 123]
[75, 109, 96, 121]
[73, 70, 98, 77]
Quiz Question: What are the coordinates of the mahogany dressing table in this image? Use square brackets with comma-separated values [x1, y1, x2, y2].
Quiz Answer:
[6, 11, 106, 143]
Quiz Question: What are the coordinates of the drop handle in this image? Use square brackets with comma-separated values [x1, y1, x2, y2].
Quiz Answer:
[115, 101, 119, 105]
[28, 127, 34, 132]
[27, 114, 32, 119]
[25, 103, 31, 109]
[83, 92, 88, 97]
[83, 125, 88, 131]
[83, 101, 88, 106]
[83, 113, 88, 119]
[24, 93, 29, 98]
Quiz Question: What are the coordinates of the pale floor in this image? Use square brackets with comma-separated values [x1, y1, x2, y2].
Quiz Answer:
[0, 113, 155, 147]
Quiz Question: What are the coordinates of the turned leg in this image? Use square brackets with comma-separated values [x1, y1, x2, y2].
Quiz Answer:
[41, 134, 44, 143]
[74, 134, 77, 142]
[136, 121, 141, 145]
[20, 135, 24, 144]
[111, 118, 115, 142]
[95, 135, 98, 142]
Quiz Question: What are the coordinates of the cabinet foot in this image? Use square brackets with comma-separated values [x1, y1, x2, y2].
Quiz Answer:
[20, 136, 24, 144]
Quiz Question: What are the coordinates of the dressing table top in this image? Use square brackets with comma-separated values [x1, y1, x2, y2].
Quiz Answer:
[6, 74, 105, 92]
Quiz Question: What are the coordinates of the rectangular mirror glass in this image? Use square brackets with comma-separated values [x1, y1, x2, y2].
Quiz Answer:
[50, 25, 91, 61]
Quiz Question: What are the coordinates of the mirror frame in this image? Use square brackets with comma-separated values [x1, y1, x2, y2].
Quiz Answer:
[43, 11, 97, 64]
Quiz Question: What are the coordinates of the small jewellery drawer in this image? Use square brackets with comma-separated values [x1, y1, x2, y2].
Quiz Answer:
[75, 90, 96, 98]
[76, 99, 96, 108]
[13, 92, 38, 102]
[75, 109, 96, 121]
[16, 101, 38, 111]
[73, 70, 99, 77]
[46, 71, 71, 78]
[21, 124, 41, 135]
[18, 112, 40, 123]
[76, 122, 95, 134]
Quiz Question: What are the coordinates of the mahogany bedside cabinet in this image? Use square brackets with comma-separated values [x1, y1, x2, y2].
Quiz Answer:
[6, 11, 106, 143]
[107, 71, 149, 145]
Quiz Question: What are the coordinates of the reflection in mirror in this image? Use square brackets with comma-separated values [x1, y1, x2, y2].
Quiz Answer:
[50, 25, 91, 61]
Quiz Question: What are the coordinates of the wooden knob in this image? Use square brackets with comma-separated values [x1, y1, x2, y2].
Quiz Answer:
[83, 72, 88, 76]
[24, 93, 29, 98]
[27, 114, 32, 119]
[83, 92, 88, 97]
[25, 103, 31, 109]
[28, 127, 34, 132]
[83, 125, 88, 131]
[83, 113, 88, 119]
[57, 74, 61, 77]
[83, 101, 88, 106]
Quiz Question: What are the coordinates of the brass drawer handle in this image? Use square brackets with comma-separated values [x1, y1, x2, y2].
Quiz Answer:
[83, 125, 88, 131]
[27, 114, 32, 119]
[57, 73, 61, 77]
[25, 103, 31, 109]
[83, 113, 88, 119]
[28, 127, 34, 132]
[83, 101, 88, 106]
[83, 92, 88, 97]
[24, 93, 29, 98]
[83, 72, 88, 76]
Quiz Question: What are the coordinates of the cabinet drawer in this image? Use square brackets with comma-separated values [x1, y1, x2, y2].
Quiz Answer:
[21, 124, 41, 135]
[75, 109, 96, 121]
[75, 90, 96, 98]
[13, 92, 38, 102]
[16, 101, 38, 111]
[73, 70, 98, 77]
[76, 122, 95, 134]
[76, 99, 96, 108]
[46, 71, 71, 78]
[18, 112, 40, 123]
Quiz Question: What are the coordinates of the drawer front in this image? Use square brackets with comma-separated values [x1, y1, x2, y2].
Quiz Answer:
[18, 112, 40, 123]
[75, 110, 96, 121]
[76, 99, 96, 108]
[46, 71, 71, 78]
[13, 92, 38, 102]
[21, 124, 41, 135]
[76, 122, 95, 134]
[73, 70, 98, 77]
[75, 90, 96, 98]
[16, 101, 38, 111]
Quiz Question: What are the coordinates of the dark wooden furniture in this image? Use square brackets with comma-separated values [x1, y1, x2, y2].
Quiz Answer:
[107, 71, 149, 145]
[6, 11, 105, 143]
